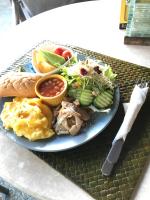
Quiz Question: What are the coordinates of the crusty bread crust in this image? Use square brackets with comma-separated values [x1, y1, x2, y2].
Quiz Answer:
[0, 72, 42, 97]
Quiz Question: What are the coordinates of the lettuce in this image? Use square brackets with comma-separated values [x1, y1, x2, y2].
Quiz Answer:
[103, 65, 117, 81]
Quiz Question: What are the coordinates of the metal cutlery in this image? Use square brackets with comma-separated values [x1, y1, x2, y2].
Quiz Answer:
[101, 81, 149, 176]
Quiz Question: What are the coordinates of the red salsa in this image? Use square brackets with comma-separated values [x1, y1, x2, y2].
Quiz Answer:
[39, 78, 64, 97]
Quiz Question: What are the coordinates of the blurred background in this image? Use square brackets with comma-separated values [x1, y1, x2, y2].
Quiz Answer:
[0, 0, 92, 34]
[0, 0, 12, 34]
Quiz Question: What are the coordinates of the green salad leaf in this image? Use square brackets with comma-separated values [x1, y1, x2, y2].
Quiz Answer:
[103, 65, 117, 81]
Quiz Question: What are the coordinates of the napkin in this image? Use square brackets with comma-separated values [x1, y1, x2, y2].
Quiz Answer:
[101, 84, 149, 176]
[114, 84, 149, 142]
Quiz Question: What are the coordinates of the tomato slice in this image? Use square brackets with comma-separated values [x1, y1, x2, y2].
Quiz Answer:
[54, 47, 65, 56]
[62, 50, 72, 60]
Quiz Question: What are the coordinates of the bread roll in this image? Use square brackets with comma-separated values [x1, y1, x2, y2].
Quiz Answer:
[0, 72, 42, 97]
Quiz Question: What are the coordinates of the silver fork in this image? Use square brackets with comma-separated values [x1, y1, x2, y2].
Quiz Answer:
[101, 80, 149, 176]
[137, 79, 149, 88]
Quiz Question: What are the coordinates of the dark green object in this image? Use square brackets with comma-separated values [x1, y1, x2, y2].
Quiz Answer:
[1, 40, 149, 200]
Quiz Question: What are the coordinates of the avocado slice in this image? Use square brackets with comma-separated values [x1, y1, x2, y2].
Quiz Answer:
[40, 50, 66, 67]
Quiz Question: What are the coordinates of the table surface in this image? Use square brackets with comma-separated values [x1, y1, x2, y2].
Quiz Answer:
[0, 0, 149, 200]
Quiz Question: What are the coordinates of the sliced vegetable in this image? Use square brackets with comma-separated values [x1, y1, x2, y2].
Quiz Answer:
[76, 89, 82, 100]
[94, 90, 114, 109]
[68, 88, 77, 99]
[68, 88, 82, 99]
[79, 89, 93, 106]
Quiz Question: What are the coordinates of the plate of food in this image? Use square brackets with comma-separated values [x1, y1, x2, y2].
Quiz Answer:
[0, 44, 120, 152]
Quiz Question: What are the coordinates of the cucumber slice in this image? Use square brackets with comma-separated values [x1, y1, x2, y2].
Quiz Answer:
[94, 90, 114, 109]
[68, 88, 82, 100]
[76, 89, 82, 100]
[94, 97, 108, 108]
[68, 88, 77, 99]
[79, 89, 93, 106]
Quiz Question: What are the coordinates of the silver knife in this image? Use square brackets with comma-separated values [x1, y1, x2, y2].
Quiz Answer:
[101, 138, 124, 176]
[101, 83, 149, 176]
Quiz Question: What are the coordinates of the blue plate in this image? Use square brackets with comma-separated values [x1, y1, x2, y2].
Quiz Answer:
[0, 53, 120, 152]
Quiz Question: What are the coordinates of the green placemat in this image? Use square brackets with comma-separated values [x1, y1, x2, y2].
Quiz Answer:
[1, 41, 150, 200]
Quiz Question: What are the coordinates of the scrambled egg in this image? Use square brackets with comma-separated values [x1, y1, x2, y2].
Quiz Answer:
[0, 97, 55, 141]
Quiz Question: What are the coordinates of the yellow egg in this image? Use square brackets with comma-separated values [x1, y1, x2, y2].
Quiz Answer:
[0, 97, 55, 141]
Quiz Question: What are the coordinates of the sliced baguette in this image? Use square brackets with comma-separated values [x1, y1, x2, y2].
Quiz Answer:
[0, 72, 41, 97]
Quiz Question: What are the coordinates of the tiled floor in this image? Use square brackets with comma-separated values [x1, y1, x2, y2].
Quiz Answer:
[0, 0, 13, 34]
